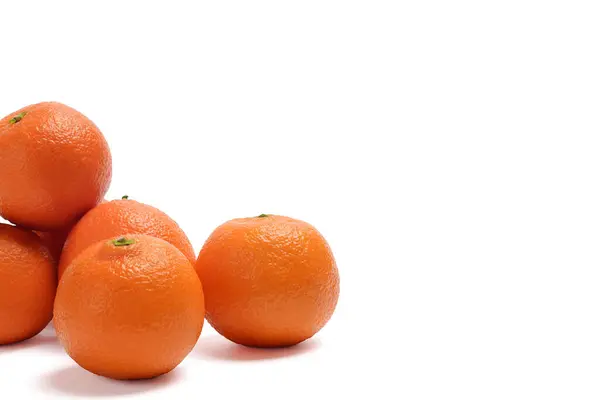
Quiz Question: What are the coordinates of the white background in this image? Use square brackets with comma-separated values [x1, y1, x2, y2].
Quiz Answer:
[1, 1, 600, 399]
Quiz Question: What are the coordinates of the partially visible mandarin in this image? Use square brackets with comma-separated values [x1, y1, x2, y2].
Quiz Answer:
[0, 224, 56, 344]
[59, 197, 194, 279]
[34, 199, 106, 263]
[35, 228, 71, 264]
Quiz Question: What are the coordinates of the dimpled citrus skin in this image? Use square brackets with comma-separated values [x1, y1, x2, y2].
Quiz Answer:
[195, 215, 340, 348]
[54, 235, 205, 380]
[0, 102, 112, 231]
[59, 199, 195, 279]
[0, 224, 56, 344]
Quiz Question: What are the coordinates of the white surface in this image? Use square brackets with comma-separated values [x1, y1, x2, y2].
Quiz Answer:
[1, 1, 600, 399]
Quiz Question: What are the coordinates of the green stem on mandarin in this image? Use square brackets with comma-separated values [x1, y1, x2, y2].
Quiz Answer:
[9, 112, 27, 125]
[112, 237, 135, 246]
[122, 195, 129, 200]
[257, 214, 269, 218]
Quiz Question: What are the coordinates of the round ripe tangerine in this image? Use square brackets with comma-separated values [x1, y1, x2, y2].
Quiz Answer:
[195, 214, 340, 348]
[0, 102, 112, 231]
[54, 234, 205, 380]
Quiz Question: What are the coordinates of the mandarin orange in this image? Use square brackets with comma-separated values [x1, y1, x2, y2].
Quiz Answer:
[0, 102, 111, 231]
[0, 224, 56, 344]
[195, 214, 340, 347]
[54, 235, 205, 380]
[59, 197, 194, 279]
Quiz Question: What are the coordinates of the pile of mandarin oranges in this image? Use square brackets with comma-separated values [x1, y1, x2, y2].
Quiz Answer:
[0, 102, 340, 380]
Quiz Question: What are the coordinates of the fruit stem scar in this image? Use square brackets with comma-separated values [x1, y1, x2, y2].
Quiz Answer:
[122, 195, 129, 200]
[112, 237, 136, 246]
[257, 214, 269, 218]
[9, 112, 27, 125]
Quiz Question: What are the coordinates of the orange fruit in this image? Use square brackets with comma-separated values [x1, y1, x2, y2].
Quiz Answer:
[0, 102, 112, 231]
[0, 224, 56, 344]
[34, 200, 105, 263]
[195, 214, 340, 347]
[54, 235, 205, 380]
[58, 197, 194, 280]
[35, 228, 70, 264]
